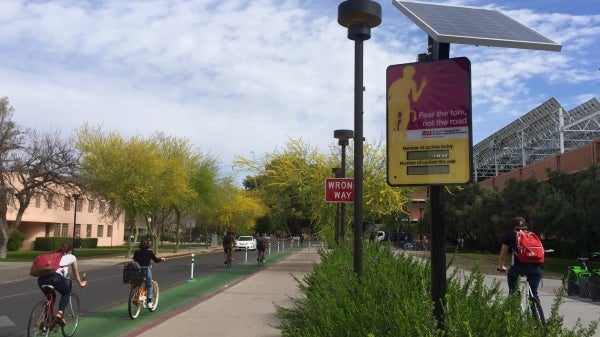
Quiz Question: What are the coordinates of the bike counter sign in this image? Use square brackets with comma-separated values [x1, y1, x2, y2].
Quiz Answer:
[386, 57, 472, 186]
[325, 178, 354, 203]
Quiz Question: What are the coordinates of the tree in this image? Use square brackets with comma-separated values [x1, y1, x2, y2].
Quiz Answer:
[0, 97, 79, 258]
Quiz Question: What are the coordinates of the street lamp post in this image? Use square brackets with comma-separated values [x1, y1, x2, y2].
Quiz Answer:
[331, 167, 342, 245]
[72, 194, 80, 254]
[338, 0, 381, 278]
[334, 129, 354, 242]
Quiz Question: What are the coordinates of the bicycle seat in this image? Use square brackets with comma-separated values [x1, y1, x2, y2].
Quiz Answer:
[41, 284, 55, 291]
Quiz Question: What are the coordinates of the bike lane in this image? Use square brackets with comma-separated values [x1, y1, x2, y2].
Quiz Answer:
[77, 248, 300, 337]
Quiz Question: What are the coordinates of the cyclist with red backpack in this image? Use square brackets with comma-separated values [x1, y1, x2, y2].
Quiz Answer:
[497, 216, 545, 299]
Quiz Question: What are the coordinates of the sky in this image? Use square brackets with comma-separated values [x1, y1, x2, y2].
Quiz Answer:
[1, 0, 599, 183]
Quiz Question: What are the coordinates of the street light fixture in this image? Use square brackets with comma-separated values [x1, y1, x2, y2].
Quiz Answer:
[71, 194, 80, 254]
[338, 0, 381, 278]
[334, 129, 354, 242]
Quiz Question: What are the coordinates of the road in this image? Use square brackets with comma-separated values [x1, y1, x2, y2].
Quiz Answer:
[0, 249, 266, 337]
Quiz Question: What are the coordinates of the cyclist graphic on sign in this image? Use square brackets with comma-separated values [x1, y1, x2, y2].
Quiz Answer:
[387, 65, 428, 141]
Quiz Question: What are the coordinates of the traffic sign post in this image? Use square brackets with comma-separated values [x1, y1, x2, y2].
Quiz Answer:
[325, 178, 354, 203]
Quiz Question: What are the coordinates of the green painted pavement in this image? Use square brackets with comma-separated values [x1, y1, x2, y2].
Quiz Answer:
[75, 248, 300, 337]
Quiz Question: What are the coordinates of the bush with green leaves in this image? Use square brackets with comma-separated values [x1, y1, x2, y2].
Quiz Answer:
[277, 243, 598, 337]
[7, 229, 24, 251]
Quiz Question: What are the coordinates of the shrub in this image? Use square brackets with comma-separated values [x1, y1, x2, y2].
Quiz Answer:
[277, 243, 598, 337]
[7, 229, 25, 251]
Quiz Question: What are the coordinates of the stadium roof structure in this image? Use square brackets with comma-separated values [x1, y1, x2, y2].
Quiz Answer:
[473, 97, 600, 181]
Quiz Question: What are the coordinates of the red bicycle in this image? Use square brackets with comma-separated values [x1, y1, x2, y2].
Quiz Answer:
[27, 278, 81, 337]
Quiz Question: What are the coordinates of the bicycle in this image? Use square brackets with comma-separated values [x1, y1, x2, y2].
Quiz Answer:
[27, 278, 81, 337]
[257, 249, 265, 266]
[225, 247, 233, 268]
[123, 266, 159, 319]
[562, 254, 598, 296]
[497, 268, 545, 325]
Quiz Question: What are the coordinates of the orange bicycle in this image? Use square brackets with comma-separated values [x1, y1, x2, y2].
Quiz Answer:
[123, 264, 159, 319]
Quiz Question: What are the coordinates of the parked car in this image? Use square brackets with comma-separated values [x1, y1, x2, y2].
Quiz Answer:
[236, 236, 257, 250]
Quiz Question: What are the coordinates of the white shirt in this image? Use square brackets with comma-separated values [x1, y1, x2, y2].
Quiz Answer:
[56, 254, 77, 278]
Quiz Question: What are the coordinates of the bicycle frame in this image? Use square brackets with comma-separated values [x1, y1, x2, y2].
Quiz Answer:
[29, 278, 80, 337]
[517, 277, 545, 325]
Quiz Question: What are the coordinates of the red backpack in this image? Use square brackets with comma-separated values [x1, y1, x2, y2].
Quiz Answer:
[30, 252, 63, 277]
[515, 230, 544, 263]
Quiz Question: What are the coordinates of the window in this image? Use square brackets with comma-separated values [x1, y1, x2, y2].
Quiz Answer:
[64, 197, 71, 211]
[47, 194, 53, 209]
[108, 225, 113, 238]
[76, 198, 83, 212]
[99, 201, 106, 213]
[61, 223, 69, 237]
[75, 224, 80, 237]
[53, 224, 61, 237]
[97, 225, 104, 237]
[86, 224, 92, 238]
[35, 194, 41, 208]
[88, 199, 95, 213]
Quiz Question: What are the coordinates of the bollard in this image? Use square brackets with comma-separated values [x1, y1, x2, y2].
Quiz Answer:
[245, 248, 248, 262]
[190, 253, 195, 280]
[277, 241, 280, 252]
[268, 242, 271, 255]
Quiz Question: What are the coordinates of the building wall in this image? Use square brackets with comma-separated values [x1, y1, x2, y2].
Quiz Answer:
[8, 194, 125, 250]
[479, 140, 599, 189]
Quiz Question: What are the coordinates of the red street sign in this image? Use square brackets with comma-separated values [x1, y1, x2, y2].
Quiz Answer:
[325, 178, 354, 203]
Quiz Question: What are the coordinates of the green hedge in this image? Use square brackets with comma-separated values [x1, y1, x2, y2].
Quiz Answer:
[277, 243, 598, 337]
[33, 237, 98, 251]
[7, 229, 25, 251]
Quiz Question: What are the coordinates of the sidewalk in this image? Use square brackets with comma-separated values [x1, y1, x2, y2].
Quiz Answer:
[132, 247, 321, 337]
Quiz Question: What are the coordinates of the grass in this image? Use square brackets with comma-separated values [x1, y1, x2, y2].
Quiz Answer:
[407, 249, 600, 279]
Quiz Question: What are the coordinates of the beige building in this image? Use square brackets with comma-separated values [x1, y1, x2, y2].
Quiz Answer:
[9, 193, 125, 250]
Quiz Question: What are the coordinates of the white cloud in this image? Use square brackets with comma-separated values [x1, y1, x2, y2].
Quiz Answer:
[0, 0, 598, 183]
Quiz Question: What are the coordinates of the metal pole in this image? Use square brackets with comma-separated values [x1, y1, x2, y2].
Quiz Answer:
[71, 194, 80, 255]
[190, 253, 195, 280]
[429, 36, 450, 328]
[353, 38, 364, 277]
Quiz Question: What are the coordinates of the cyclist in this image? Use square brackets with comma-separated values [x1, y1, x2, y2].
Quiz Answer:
[37, 243, 87, 326]
[133, 239, 165, 309]
[497, 216, 543, 299]
[257, 233, 268, 262]
[223, 231, 236, 264]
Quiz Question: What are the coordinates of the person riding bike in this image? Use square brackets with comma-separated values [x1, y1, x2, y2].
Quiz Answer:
[497, 216, 544, 299]
[223, 231, 236, 264]
[257, 233, 268, 262]
[133, 239, 165, 309]
[37, 243, 87, 326]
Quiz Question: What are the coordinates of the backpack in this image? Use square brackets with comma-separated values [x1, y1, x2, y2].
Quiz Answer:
[30, 252, 63, 277]
[515, 230, 544, 263]
[123, 261, 144, 284]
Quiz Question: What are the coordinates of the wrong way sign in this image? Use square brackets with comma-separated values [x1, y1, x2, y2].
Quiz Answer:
[325, 178, 354, 203]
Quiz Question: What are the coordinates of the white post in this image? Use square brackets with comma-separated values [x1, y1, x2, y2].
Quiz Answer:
[190, 254, 195, 280]
[244, 248, 248, 262]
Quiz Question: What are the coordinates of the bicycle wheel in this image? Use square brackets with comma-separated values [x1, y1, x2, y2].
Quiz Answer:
[27, 301, 50, 337]
[529, 297, 545, 325]
[587, 272, 600, 301]
[128, 285, 143, 319]
[61, 293, 80, 337]
[148, 281, 159, 312]
[563, 270, 579, 296]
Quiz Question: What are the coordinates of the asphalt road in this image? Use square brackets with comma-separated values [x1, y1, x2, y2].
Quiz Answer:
[0, 249, 264, 337]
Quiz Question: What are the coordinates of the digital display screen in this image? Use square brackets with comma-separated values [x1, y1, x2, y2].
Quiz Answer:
[407, 165, 450, 175]
[407, 150, 449, 160]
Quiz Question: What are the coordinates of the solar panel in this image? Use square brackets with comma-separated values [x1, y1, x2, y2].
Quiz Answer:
[393, 1, 562, 52]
